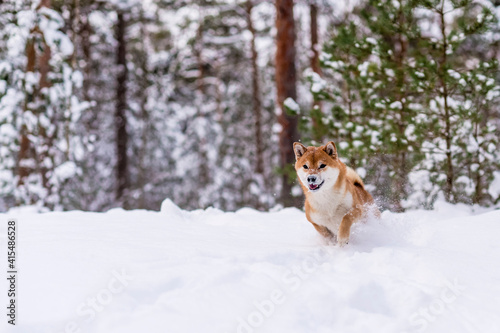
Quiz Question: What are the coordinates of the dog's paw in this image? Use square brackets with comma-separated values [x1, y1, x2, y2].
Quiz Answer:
[337, 236, 349, 247]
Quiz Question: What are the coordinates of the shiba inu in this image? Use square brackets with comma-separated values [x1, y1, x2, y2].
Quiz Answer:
[293, 141, 379, 246]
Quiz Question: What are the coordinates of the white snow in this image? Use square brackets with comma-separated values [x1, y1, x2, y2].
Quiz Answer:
[414, 71, 425, 78]
[358, 61, 370, 77]
[309, 72, 327, 94]
[352, 140, 364, 148]
[385, 68, 395, 77]
[283, 98, 300, 113]
[447, 69, 461, 80]
[389, 101, 403, 109]
[2, 201, 500, 333]
[489, 171, 500, 199]
[356, 167, 366, 178]
[53, 161, 78, 181]
[339, 141, 349, 150]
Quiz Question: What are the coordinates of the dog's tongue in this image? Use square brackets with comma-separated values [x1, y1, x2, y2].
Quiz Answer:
[309, 184, 318, 190]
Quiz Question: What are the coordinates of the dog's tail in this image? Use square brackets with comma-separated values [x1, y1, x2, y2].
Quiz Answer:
[346, 167, 364, 189]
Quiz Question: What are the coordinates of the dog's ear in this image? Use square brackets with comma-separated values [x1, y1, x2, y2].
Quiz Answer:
[323, 141, 337, 158]
[293, 142, 307, 160]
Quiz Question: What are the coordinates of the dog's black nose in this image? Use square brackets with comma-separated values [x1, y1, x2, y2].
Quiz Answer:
[307, 175, 317, 183]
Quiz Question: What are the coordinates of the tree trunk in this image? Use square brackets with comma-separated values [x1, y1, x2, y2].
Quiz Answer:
[115, 11, 129, 206]
[309, 3, 323, 142]
[18, 0, 52, 194]
[69, 0, 80, 69]
[275, 0, 299, 207]
[138, 14, 149, 209]
[438, 7, 454, 203]
[18, 40, 36, 187]
[194, 7, 210, 207]
[195, 8, 205, 94]
[246, 0, 264, 175]
[310, 4, 321, 76]
[81, 9, 92, 102]
[392, 7, 409, 212]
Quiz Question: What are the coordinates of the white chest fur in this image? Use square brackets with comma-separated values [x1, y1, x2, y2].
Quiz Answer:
[308, 183, 353, 232]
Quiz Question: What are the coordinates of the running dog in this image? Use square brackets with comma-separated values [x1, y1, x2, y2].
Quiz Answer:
[293, 141, 379, 246]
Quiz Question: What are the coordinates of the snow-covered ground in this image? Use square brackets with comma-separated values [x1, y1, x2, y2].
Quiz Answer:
[1, 200, 500, 333]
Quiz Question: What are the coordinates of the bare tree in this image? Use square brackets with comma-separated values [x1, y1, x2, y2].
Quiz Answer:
[246, 0, 264, 175]
[115, 11, 129, 205]
[309, 2, 324, 142]
[310, 3, 321, 76]
[275, 0, 299, 206]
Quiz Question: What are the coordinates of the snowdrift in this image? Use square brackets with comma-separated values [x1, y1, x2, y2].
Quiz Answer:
[1, 201, 500, 333]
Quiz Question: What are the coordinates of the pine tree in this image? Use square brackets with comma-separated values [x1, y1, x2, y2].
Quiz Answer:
[302, 20, 383, 199]
[358, 0, 426, 210]
[304, 0, 500, 209]
[407, 0, 500, 207]
[0, 0, 87, 209]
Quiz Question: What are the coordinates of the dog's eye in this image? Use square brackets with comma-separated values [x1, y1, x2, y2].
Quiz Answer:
[319, 164, 326, 169]
[303, 165, 308, 169]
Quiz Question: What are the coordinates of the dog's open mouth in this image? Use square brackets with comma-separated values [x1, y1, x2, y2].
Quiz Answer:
[308, 181, 324, 191]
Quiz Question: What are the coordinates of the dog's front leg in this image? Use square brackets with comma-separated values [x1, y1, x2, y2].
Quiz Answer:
[310, 221, 335, 240]
[338, 213, 354, 246]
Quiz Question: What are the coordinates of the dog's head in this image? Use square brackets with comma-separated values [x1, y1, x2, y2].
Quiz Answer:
[293, 141, 341, 193]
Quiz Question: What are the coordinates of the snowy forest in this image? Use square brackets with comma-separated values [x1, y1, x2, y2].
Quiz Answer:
[1, 0, 500, 212]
